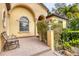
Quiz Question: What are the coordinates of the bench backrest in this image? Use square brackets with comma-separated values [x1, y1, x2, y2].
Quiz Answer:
[1, 32, 9, 40]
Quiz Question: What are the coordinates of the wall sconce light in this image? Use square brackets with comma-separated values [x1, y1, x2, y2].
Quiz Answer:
[48, 20, 52, 31]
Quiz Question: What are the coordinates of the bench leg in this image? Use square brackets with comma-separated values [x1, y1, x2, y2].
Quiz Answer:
[16, 40, 20, 48]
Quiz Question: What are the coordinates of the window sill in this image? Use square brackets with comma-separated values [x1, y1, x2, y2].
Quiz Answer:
[18, 31, 29, 33]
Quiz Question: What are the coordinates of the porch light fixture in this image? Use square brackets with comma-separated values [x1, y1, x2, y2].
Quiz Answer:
[48, 20, 52, 31]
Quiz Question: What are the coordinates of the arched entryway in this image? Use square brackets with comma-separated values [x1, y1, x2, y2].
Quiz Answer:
[9, 5, 36, 37]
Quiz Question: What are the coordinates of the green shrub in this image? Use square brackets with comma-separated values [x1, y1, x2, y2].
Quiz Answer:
[53, 22, 63, 50]
[61, 30, 79, 42]
[63, 42, 72, 50]
[61, 18, 79, 52]
[70, 39, 79, 46]
[61, 29, 70, 42]
[67, 18, 79, 30]
[76, 39, 79, 44]
[61, 29, 79, 48]
[37, 20, 48, 43]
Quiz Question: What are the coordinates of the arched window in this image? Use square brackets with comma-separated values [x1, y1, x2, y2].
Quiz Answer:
[19, 16, 29, 32]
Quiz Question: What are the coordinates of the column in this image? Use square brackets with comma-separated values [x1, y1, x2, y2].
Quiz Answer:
[47, 20, 54, 51]
[47, 30, 54, 51]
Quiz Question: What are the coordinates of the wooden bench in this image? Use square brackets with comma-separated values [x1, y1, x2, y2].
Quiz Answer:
[1, 32, 20, 51]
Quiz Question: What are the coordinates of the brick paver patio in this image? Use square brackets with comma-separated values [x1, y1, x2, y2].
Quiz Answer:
[0, 37, 57, 56]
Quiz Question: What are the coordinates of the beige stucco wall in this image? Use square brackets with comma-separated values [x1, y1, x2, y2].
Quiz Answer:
[47, 16, 67, 28]
[9, 7, 35, 37]
[8, 3, 48, 37]
[10, 3, 48, 18]
[0, 3, 7, 52]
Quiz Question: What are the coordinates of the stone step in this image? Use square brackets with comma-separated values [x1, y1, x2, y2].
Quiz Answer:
[32, 49, 62, 56]
[31, 49, 51, 56]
